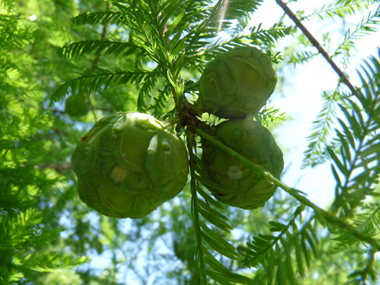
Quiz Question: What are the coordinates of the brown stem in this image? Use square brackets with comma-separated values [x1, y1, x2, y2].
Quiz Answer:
[275, 0, 359, 98]
[170, 84, 180, 112]
[41, 108, 65, 114]
[52, 128, 74, 138]
[85, 90, 97, 122]
[87, 2, 110, 122]
[38, 162, 71, 172]
[91, 2, 110, 69]
[94, 107, 114, 112]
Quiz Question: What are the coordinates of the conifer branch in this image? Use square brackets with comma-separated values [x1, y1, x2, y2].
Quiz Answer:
[187, 134, 207, 284]
[196, 129, 380, 251]
[38, 163, 71, 172]
[85, 90, 97, 122]
[90, 2, 110, 67]
[86, 2, 110, 122]
[275, 0, 359, 98]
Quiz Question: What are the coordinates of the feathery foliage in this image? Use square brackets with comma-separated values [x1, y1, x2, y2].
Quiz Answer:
[303, 88, 341, 167]
[302, 0, 375, 21]
[329, 52, 380, 218]
[2, 0, 380, 284]
[331, 5, 380, 58]
[1, 1, 91, 283]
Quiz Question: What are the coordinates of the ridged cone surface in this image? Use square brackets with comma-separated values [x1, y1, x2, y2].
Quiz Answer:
[201, 119, 283, 209]
[65, 95, 90, 117]
[71, 112, 189, 218]
[196, 46, 277, 119]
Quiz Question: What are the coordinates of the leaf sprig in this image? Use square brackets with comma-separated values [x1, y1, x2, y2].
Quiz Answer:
[187, 133, 252, 284]
[46, 1, 380, 284]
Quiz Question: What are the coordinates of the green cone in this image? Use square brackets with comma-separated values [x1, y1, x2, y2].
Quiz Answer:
[201, 119, 283, 209]
[65, 95, 90, 117]
[71, 112, 189, 218]
[196, 46, 277, 119]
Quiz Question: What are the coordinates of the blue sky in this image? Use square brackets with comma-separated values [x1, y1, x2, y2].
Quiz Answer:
[68, 1, 380, 283]
[250, 0, 380, 208]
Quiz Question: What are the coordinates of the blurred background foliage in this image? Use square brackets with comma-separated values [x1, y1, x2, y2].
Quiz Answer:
[1, 0, 380, 284]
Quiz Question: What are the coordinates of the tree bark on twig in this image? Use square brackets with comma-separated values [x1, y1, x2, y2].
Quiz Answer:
[275, 0, 359, 98]
[87, 1, 111, 122]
